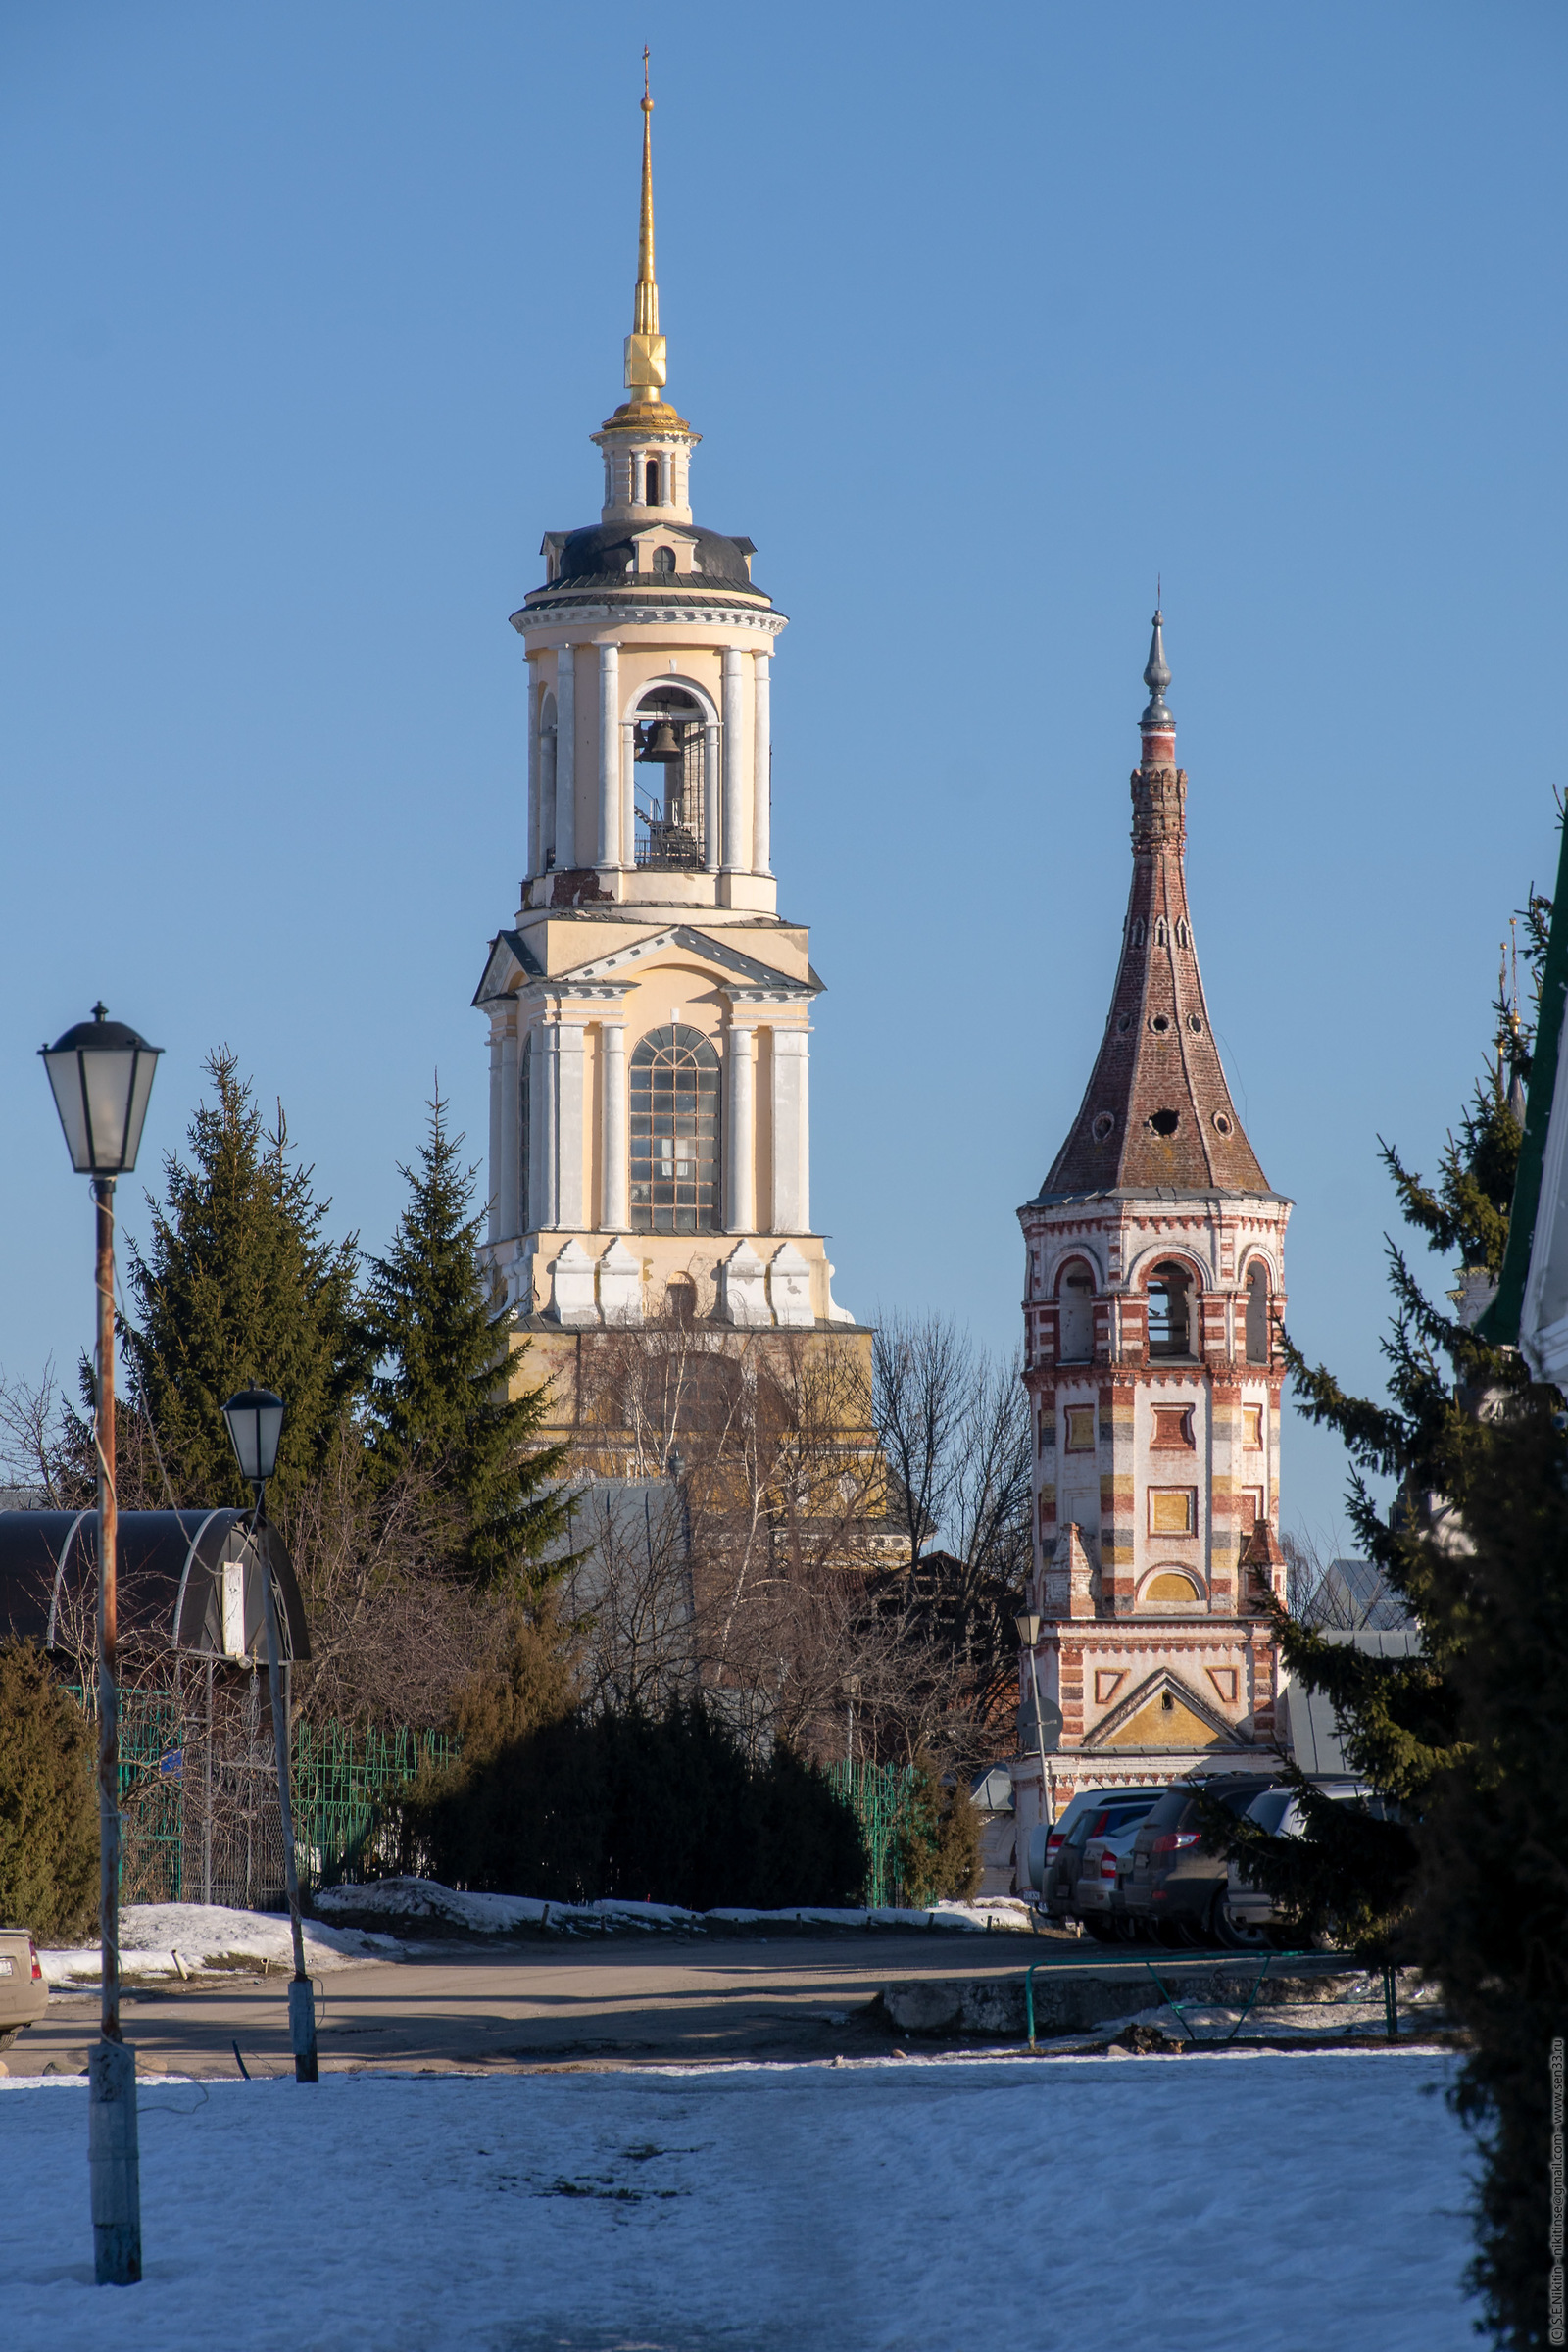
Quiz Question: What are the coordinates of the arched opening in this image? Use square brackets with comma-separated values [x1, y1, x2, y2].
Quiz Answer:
[645, 457, 662, 505]
[1147, 1260, 1194, 1359]
[652, 545, 675, 575]
[1245, 1262, 1271, 1364]
[633, 686, 707, 867]
[538, 692, 558, 870]
[1057, 1261, 1095, 1361]
[630, 1025, 721, 1234]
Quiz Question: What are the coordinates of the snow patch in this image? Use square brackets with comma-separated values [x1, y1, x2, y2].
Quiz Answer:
[39, 1902, 397, 1985]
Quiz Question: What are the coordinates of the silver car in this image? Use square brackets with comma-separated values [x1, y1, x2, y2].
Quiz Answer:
[1074, 1801, 1161, 1939]
[1226, 1779, 1391, 1936]
[0, 1926, 48, 2050]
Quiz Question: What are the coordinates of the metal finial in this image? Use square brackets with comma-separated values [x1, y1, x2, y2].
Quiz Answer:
[623, 52, 668, 403]
[1141, 608, 1173, 727]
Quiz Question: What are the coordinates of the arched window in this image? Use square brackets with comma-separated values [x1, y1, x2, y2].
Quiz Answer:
[1245, 1263, 1271, 1363]
[645, 458, 662, 505]
[1147, 1259, 1194, 1359]
[1176, 919, 1190, 949]
[630, 1025, 721, 1233]
[1154, 916, 1169, 947]
[1058, 1262, 1095, 1361]
[652, 545, 675, 574]
[1129, 917, 1145, 948]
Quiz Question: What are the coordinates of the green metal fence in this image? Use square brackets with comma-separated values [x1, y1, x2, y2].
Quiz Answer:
[73, 1688, 451, 1906]
[825, 1759, 915, 1908]
[85, 1688, 907, 1911]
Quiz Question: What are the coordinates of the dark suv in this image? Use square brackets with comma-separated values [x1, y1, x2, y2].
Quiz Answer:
[1122, 1775, 1286, 1947]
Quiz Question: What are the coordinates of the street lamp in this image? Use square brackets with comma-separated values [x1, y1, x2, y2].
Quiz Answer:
[40, 1002, 162, 2289]
[1014, 1607, 1062, 1844]
[220, 1387, 318, 2083]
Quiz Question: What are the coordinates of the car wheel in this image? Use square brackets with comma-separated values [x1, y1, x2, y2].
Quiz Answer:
[1154, 1919, 1190, 1949]
[1080, 1916, 1116, 1942]
[1208, 1890, 1267, 1951]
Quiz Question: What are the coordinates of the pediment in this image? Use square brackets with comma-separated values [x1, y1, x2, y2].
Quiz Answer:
[472, 929, 544, 1006]
[1085, 1666, 1238, 1752]
[554, 924, 815, 997]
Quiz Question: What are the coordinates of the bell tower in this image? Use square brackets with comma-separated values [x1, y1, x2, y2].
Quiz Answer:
[473, 64, 858, 1352]
[1013, 616, 1291, 1823]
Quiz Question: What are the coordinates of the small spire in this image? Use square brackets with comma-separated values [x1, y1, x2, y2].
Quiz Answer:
[1141, 608, 1173, 727]
[623, 52, 668, 405]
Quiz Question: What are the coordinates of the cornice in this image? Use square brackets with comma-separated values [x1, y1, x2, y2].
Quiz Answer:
[512, 593, 786, 637]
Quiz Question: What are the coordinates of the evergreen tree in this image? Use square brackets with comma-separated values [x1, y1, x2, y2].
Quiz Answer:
[1244, 891, 1565, 2347]
[122, 1051, 364, 1508]
[362, 1090, 571, 1585]
[0, 1641, 98, 1942]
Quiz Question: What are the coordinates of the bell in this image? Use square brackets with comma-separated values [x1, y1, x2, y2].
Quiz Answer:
[636, 718, 685, 765]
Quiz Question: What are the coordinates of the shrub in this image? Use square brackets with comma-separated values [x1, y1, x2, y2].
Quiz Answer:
[397, 1697, 867, 1910]
[896, 1752, 983, 1906]
[0, 1640, 98, 1941]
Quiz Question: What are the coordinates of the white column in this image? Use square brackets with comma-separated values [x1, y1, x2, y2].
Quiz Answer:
[499, 1022, 519, 1238]
[556, 1021, 586, 1230]
[602, 1023, 628, 1231]
[621, 722, 637, 867]
[555, 646, 576, 870]
[752, 651, 771, 876]
[771, 1028, 810, 1233]
[538, 1022, 560, 1229]
[721, 647, 748, 872]
[487, 1021, 504, 1243]
[725, 1026, 757, 1233]
[703, 720, 721, 872]
[525, 1031, 544, 1233]
[526, 666, 542, 879]
[597, 642, 619, 867]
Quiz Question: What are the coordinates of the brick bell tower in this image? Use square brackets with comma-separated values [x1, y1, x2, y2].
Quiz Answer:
[1013, 613, 1291, 1828]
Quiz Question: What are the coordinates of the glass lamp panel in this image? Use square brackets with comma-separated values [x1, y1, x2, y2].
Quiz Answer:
[122, 1050, 158, 1171]
[80, 1047, 138, 1170]
[42, 1050, 94, 1171]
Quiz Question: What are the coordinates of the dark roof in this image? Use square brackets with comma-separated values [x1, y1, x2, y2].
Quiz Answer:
[1037, 756, 1270, 1200]
[0, 1510, 310, 1663]
[544, 521, 763, 594]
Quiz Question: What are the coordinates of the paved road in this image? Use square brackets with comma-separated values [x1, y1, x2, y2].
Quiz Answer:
[11, 1930, 1073, 2077]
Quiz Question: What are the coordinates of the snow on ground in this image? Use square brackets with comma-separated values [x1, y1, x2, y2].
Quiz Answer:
[313, 1875, 1034, 1936]
[39, 1904, 398, 1986]
[0, 2051, 1477, 2352]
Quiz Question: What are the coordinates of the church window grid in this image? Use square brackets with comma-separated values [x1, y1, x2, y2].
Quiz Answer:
[629, 1023, 721, 1234]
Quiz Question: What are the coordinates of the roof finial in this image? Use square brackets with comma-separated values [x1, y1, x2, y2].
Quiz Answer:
[1141, 604, 1173, 728]
[624, 52, 667, 404]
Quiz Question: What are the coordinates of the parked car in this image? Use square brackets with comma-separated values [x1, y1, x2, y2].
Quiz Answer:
[1041, 1789, 1167, 1924]
[1122, 1774, 1287, 1946]
[0, 1926, 48, 2050]
[1073, 1803, 1164, 1939]
[1227, 1779, 1397, 1940]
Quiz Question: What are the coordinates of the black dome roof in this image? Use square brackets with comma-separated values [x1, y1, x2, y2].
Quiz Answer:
[551, 520, 760, 592]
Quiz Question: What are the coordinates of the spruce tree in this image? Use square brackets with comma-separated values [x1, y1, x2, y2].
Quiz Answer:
[122, 1050, 364, 1508]
[1247, 893, 1565, 2348]
[362, 1090, 571, 1585]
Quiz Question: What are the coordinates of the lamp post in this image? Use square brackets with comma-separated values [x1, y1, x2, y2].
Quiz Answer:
[220, 1387, 318, 2082]
[1014, 1609, 1061, 1839]
[40, 1002, 161, 2288]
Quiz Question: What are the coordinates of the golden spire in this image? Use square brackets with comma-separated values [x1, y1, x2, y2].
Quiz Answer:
[624, 49, 667, 404]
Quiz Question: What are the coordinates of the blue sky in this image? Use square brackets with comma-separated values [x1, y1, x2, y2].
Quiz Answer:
[2, 2, 1563, 1549]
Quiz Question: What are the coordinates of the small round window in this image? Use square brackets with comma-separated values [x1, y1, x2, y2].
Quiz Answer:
[1149, 1108, 1180, 1137]
[1116, 1014, 1133, 1035]
[1213, 1111, 1233, 1137]
[1150, 1013, 1172, 1035]
[1092, 1111, 1115, 1142]
[1187, 1013, 1203, 1035]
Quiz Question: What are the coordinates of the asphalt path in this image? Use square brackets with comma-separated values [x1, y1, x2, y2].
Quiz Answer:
[11, 1930, 1091, 2077]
